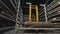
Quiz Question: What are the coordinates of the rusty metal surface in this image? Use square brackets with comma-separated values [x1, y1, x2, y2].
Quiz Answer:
[24, 22, 60, 28]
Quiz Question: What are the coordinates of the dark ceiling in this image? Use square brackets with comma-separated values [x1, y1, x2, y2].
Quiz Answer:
[21, 0, 53, 15]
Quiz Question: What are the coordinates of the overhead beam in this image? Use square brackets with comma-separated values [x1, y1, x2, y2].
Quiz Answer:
[14, 0, 17, 6]
[0, 0, 15, 16]
[0, 14, 16, 22]
[1, 11, 15, 20]
[9, 0, 16, 10]
[0, 6, 16, 18]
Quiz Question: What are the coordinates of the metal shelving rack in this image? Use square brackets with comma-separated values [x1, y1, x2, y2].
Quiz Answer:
[39, 0, 60, 23]
[47, 0, 60, 22]
[0, 0, 17, 22]
[0, 0, 17, 28]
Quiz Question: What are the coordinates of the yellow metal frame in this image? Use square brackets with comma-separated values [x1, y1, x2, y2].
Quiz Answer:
[29, 4, 38, 22]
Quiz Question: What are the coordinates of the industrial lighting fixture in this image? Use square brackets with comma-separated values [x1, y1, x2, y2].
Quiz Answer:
[40, 4, 44, 6]
[58, 2, 60, 4]
[53, 18, 56, 21]
[58, 11, 60, 14]
[26, 2, 31, 4]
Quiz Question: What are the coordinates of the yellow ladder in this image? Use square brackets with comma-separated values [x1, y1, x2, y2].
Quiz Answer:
[29, 4, 38, 22]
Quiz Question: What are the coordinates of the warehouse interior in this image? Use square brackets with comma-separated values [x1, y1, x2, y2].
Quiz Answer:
[0, 0, 60, 34]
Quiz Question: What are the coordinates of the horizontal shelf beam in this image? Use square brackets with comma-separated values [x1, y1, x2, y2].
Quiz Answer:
[48, 6, 60, 14]
[18, 28, 60, 30]
[0, 0, 15, 16]
[1, 11, 15, 19]
[9, 0, 16, 10]
[0, 15, 16, 22]
[47, 1, 59, 11]
[48, 13, 60, 18]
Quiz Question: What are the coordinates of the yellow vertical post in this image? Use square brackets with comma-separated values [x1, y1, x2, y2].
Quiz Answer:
[29, 4, 31, 22]
[36, 5, 38, 22]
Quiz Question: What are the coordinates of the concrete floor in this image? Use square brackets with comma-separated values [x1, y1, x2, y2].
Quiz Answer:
[3, 29, 60, 34]
[1, 27, 60, 34]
